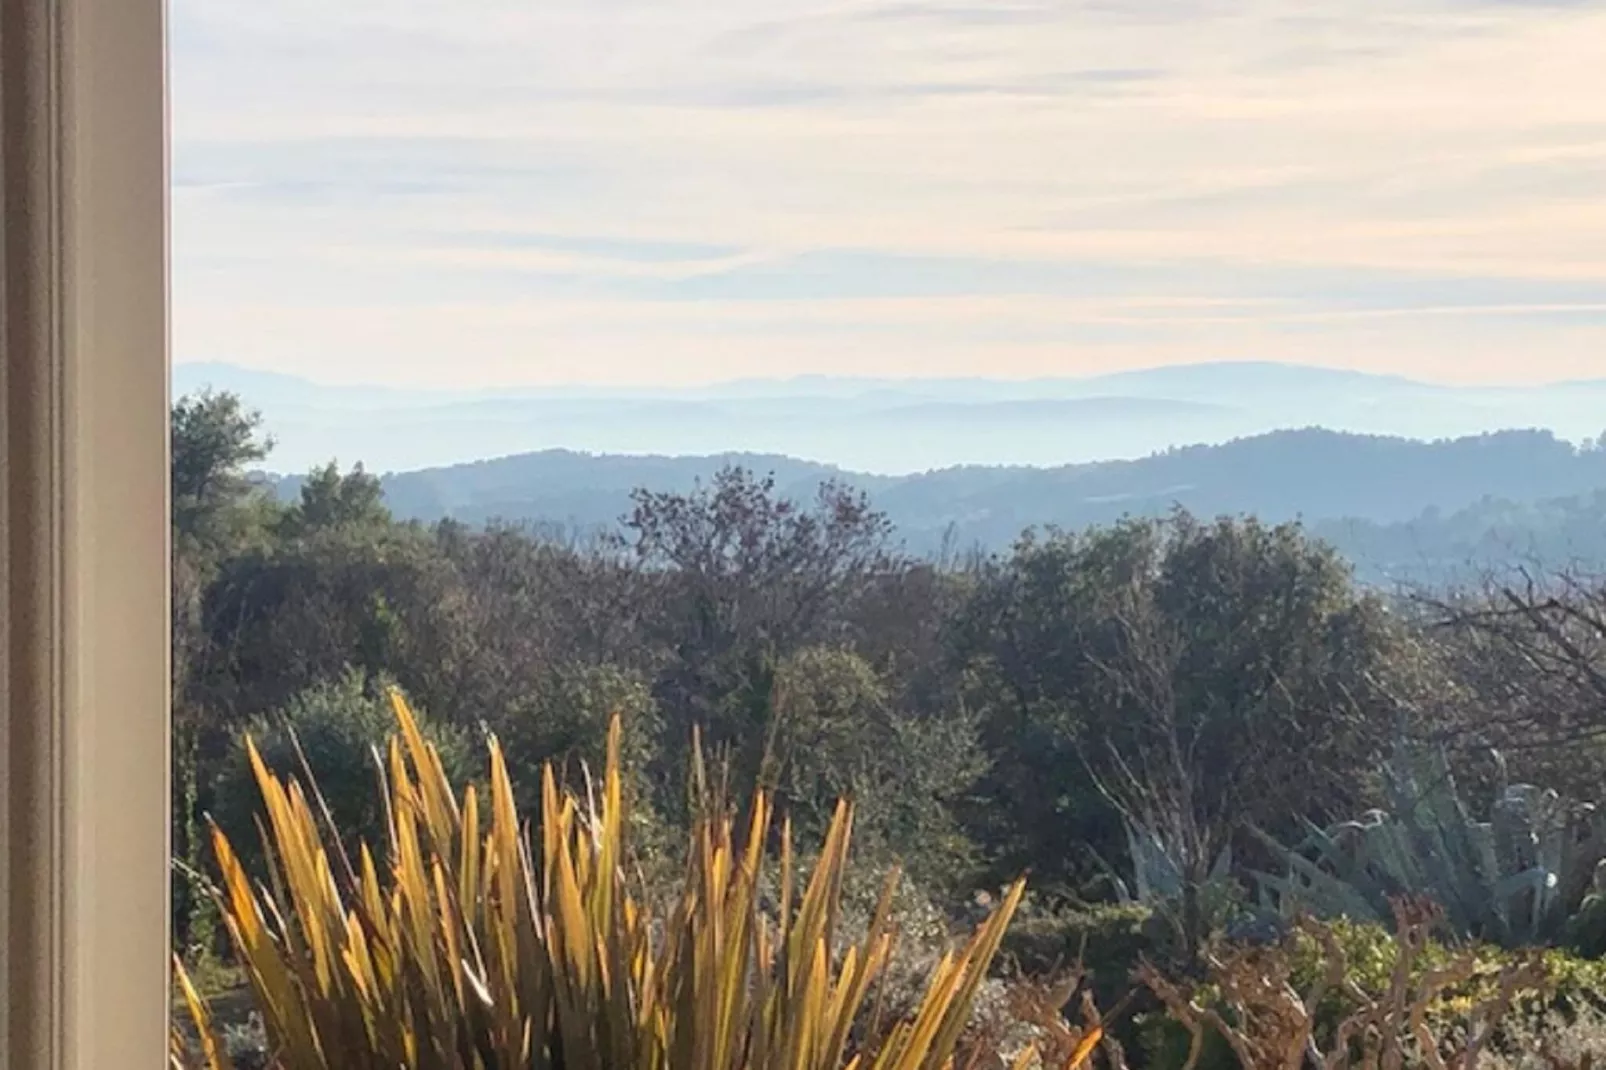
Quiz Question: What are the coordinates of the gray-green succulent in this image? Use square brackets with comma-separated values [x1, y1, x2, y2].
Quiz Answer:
[1253, 739, 1606, 947]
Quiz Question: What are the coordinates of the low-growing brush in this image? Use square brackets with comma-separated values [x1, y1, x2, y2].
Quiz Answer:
[1137, 897, 1550, 1070]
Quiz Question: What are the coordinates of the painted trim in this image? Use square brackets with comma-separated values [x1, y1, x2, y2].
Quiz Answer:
[2, 1, 171, 1067]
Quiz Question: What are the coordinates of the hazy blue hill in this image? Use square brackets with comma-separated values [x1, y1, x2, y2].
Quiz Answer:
[1315, 488, 1606, 587]
[705, 360, 1435, 402]
[1075, 359, 1435, 399]
[860, 429, 1606, 558]
[180, 360, 1605, 475]
[873, 397, 1234, 422]
[256, 427, 1606, 582]
[349, 450, 881, 528]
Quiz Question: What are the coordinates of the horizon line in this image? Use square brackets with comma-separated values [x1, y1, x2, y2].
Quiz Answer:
[171, 356, 1603, 394]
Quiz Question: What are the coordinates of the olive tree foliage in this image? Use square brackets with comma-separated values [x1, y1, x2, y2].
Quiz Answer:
[488, 661, 662, 812]
[948, 516, 1166, 891]
[951, 510, 1409, 903]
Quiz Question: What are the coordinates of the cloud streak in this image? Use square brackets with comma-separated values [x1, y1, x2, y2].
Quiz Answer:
[171, 0, 1606, 387]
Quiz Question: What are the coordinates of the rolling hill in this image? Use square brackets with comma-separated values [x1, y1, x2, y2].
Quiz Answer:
[266, 426, 1606, 585]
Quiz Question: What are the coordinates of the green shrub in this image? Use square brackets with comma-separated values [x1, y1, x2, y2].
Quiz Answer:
[768, 645, 986, 890]
[999, 902, 1163, 1011]
[487, 661, 659, 801]
[209, 669, 474, 880]
[1184, 913, 1606, 1067]
[1283, 916, 1606, 1031]
[1128, 904, 1555, 1070]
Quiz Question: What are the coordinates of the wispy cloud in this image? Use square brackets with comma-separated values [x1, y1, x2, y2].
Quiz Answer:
[171, 0, 1606, 387]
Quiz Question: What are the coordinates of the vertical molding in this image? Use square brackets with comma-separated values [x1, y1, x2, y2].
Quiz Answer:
[2, 0, 170, 1068]
[3, 1, 68, 1063]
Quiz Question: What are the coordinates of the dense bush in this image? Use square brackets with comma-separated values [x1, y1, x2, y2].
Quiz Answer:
[999, 903, 1163, 1010]
[768, 644, 985, 887]
[209, 670, 475, 880]
[484, 660, 660, 802]
[949, 513, 1409, 897]
[1281, 917, 1606, 1038]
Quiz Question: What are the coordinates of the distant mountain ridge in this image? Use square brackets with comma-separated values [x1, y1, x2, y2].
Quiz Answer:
[262, 426, 1606, 585]
[176, 360, 1605, 476]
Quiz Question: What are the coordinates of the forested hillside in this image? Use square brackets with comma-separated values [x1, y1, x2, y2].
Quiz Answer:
[267, 426, 1606, 584]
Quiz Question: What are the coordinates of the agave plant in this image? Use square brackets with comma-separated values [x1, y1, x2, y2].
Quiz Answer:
[173, 691, 1041, 1070]
[1094, 815, 1233, 907]
[1251, 737, 1606, 947]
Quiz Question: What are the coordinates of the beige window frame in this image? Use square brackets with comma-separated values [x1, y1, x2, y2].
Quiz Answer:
[3, 0, 171, 1068]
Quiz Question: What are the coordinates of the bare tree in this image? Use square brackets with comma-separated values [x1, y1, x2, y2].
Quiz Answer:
[1414, 564, 1606, 795]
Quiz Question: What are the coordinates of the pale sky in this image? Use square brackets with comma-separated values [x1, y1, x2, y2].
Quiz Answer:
[172, 0, 1606, 389]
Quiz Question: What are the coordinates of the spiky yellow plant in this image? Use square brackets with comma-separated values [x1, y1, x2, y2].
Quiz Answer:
[175, 691, 1028, 1070]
